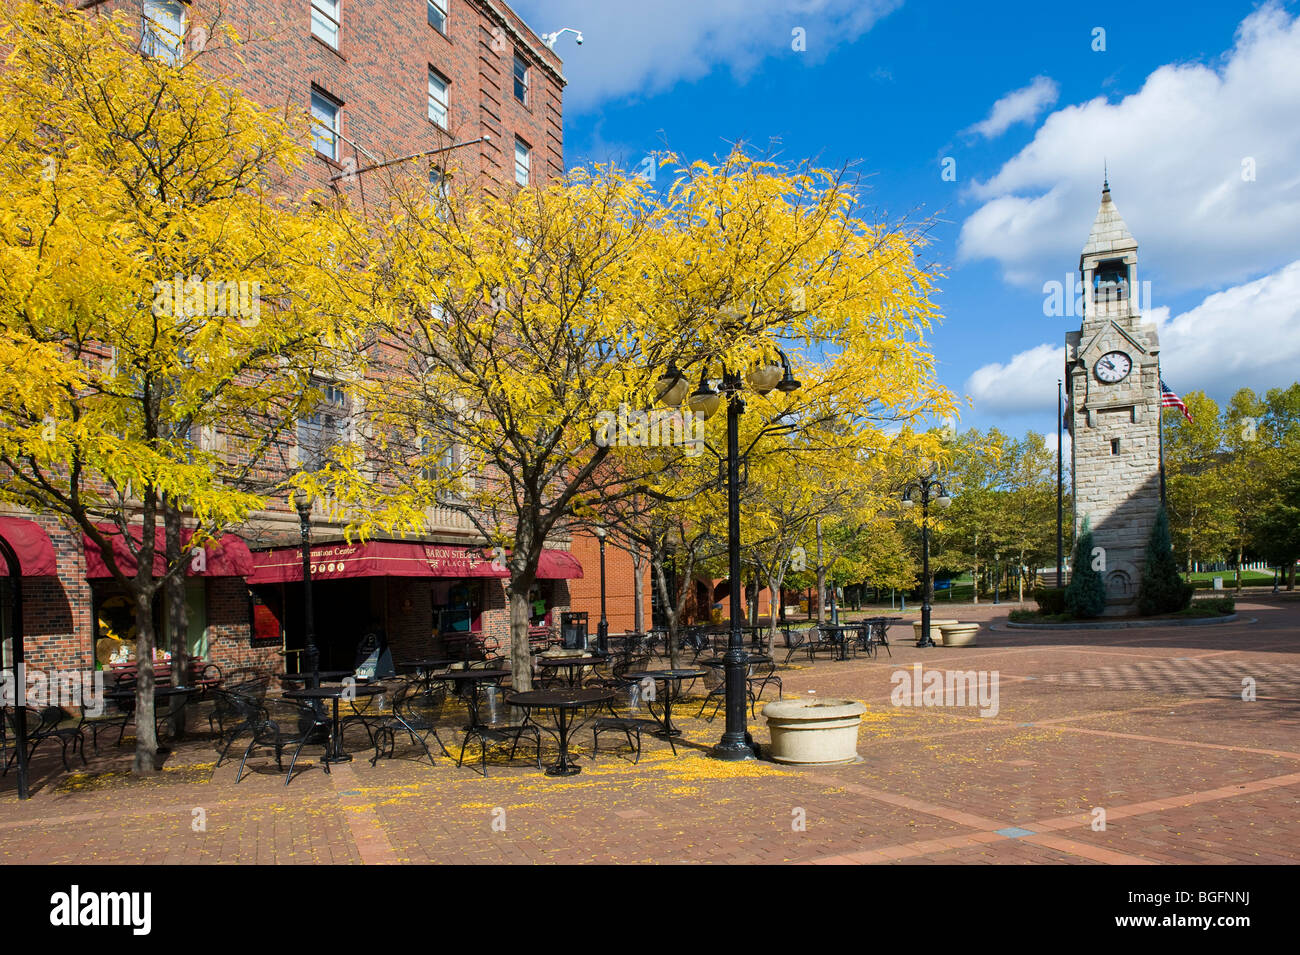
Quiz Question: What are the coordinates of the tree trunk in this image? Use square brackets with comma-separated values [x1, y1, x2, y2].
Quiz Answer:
[132, 585, 159, 773]
[164, 499, 187, 740]
[630, 544, 645, 635]
[507, 576, 534, 692]
[815, 519, 825, 624]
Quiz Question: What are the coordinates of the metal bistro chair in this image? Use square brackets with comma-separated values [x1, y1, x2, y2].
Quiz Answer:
[370, 679, 451, 767]
[867, 618, 893, 658]
[593, 665, 675, 763]
[210, 677, 271, 767]
[780, 624, 813, 664]
[5, 706, 87, 773]
[233, 697, 331, 786]
[457, 684, 543, 777]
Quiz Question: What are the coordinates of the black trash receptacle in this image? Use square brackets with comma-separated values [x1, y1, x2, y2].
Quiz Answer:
[560, 611, 588, 650]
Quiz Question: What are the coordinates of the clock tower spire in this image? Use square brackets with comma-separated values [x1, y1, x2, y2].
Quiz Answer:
[1064, 183, 1162, 615]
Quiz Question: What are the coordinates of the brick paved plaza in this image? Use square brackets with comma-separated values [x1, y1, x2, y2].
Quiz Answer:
[2, 597, 1297, 866]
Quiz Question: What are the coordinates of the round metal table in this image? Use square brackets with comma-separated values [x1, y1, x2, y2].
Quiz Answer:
[535, 655, 603, 687]
[507, 687, 615, 776]
[283, 683, 385, 764]
[622, 669, 705, 737]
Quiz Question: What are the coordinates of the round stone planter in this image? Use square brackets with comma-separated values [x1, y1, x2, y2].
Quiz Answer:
[938, 622, 979, 647]
[913, 618, 959, 645]
[762, 698, 867, 765]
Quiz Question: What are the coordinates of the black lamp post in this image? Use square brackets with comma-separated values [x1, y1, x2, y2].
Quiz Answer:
[594, 526, 609, 654]
[993, 553, 1001, 605]
[294, 492, 320, 688]
[656, 349, 799, 761]
[901, 467, 952, 648]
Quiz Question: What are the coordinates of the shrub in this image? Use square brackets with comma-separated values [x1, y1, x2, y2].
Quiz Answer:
[1137, 507, 1194, 615]
[1065, 517, 1107, 618]
[1032, 587, 1067, 614]
[1192, 596, 1235, 615]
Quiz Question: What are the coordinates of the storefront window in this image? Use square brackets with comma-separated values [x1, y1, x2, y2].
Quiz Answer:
[433, 580, 480, 635]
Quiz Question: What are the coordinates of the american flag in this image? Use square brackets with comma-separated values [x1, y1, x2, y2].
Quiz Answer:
[1161, 379, 1192, 422]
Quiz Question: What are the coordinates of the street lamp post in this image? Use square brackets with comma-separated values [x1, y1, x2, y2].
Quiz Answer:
[901, 467, 952, 648]
[294, 493, 320, 688]
[656, 350, 799, 760]
[993, 553, 1001, 605]
[594, 526, 609, 654]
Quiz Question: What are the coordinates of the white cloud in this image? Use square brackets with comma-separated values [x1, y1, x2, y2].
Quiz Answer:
[512, 0, 900, 113]
[963, 258, 1300, 417]
[962, 76, 1058, 140]
[1154, 258, 1300, 396]
[964, 342, 1064, 417]
[957, 4, 1300, 294]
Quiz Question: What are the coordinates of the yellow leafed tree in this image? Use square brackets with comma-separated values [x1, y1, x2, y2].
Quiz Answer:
[0, 1, 356, 771]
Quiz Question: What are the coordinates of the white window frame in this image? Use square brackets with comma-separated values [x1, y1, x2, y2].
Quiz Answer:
[311, 90, 341, 160]
[426, 0, 448, 34]
[142, 0, 186, 66]
[310, 0, 340, 49]
[513, 52, 530, 105]
[514, 138, 530, 186]
[428, 70, 449, 129]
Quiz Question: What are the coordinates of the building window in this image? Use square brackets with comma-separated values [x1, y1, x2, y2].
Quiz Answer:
[142, 0, 186, 66]
[298, 382, 349, 471]
[428, 70, 449, 129]
[513, 52, 529, 104]
[426, 0, 447, 34]
[514, 138, 530, 186]
[311, 89, 341, 160]
[1111, 438, 1122, 455]
[430, 167, 449, 217]
[310, 0, 340, 49]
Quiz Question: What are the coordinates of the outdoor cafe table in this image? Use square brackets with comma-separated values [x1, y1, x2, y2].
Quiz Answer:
[283, 683, 384, 764]
[622, 669, 706, 737]
[535, 654, 603, 688]
[440, 668, 511, 729]
[395, 659, 459, 673]
[279, 670, 356, 687]
[819, 625, 858, 661]
[104, 684, 196, 752]
[506, 687, 615, 777]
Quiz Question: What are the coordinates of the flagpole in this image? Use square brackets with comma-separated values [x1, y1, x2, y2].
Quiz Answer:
[1158, 364, 1167, 510]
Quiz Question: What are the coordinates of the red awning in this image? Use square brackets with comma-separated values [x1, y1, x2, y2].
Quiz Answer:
[0, 517, 58, 577]
[248, 540, 509, 584]
[83, 524, 254, 579]
[536, 548, 583, 580]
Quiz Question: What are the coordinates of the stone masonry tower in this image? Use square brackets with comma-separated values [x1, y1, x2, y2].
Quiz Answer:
[1064, 182, 1162, 615]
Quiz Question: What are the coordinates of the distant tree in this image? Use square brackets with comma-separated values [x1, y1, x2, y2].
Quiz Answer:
[1065, 516, 1106, 618]
[1250, 470, 1300, 590]
[1137, 506, 1193, 615]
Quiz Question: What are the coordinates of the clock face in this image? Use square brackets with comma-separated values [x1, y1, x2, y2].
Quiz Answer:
[1094, 351, 1132, 383]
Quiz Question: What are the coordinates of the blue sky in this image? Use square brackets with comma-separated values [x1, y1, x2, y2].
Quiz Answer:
[514, 0, 1300, 447]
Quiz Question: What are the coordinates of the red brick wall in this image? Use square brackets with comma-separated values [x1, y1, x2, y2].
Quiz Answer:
[568, 531, 651, 634]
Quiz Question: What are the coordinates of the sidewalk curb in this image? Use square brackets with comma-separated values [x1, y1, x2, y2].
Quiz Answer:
[995, 614, 1251, 631]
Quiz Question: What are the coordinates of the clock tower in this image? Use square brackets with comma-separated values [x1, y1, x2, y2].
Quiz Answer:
[1064, 182, 1162, 615]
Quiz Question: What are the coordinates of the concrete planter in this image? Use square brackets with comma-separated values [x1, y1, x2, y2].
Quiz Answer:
[938, 622, 979, 647]
[913, 618, 959, 645]
[762, 698, 867, 765]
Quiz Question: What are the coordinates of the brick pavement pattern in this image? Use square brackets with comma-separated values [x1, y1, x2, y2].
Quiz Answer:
[3, 597, 1298, 864]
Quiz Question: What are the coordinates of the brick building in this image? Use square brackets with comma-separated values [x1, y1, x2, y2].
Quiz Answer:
[0, 0, 576, 680]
